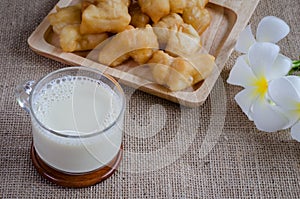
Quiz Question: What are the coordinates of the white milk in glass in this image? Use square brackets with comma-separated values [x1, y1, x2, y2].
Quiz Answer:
[31, 76, 123, 173]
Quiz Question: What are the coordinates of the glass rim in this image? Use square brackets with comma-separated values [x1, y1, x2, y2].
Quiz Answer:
[29, 66, 126, 139]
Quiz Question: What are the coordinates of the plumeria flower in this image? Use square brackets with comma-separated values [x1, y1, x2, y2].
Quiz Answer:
[227, 42, 292, 132]
[268, 76, 300, 141]
[235, 16, 290, 54]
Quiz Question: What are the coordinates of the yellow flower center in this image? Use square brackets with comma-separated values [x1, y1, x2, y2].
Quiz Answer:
[296, 103, 300, 115]
[253, 76, 268, 97]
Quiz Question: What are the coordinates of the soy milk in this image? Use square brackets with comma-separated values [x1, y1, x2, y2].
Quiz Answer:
[31, 76, 123, 173]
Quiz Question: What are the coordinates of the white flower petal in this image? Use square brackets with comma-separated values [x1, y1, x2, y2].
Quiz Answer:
[268, 76, 300, 128]
[252, 98, 290, 132]
[291, 121, 300, 142]
[266, 54, 292, 80]
[227, 55, 256, 88]
[235, 25, 256, 53]
[256, 16, 290, 43]
[268, 76, 300, 109]
[285, 76, 300, 97]
[234, 88, 257, 120]
[248, 42, 280, 77]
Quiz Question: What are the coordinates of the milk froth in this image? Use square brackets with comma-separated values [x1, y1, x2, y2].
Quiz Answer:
[33, 76, 120, 135]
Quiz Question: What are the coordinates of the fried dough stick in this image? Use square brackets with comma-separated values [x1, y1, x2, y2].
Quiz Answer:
[80, 0, 131, 34]
[48, 4, 81, 34]
[149, 50, 214, 91]
[60, 24, 108, 52]
[48, 4, 109, 52]
[138, 0, 170, 23]
[169, 0, 186, 14]
[186, 0, 209, 8]
[98, 25, 159, 67]
[182, 6, 211, 35]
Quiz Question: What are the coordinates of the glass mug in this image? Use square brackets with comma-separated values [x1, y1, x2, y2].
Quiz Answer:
[15, 66, 125, 187]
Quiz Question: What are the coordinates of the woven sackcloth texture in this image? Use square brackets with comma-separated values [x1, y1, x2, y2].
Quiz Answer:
[1, 0, 299, 198]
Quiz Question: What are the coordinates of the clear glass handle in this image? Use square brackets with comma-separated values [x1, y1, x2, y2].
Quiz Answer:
[15, 80, 35, 113]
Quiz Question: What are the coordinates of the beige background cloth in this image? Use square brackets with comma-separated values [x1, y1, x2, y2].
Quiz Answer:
[1, 0, 300, 198]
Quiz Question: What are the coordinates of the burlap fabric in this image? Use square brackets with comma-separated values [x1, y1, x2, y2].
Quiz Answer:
[1, 0, 299, 198]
